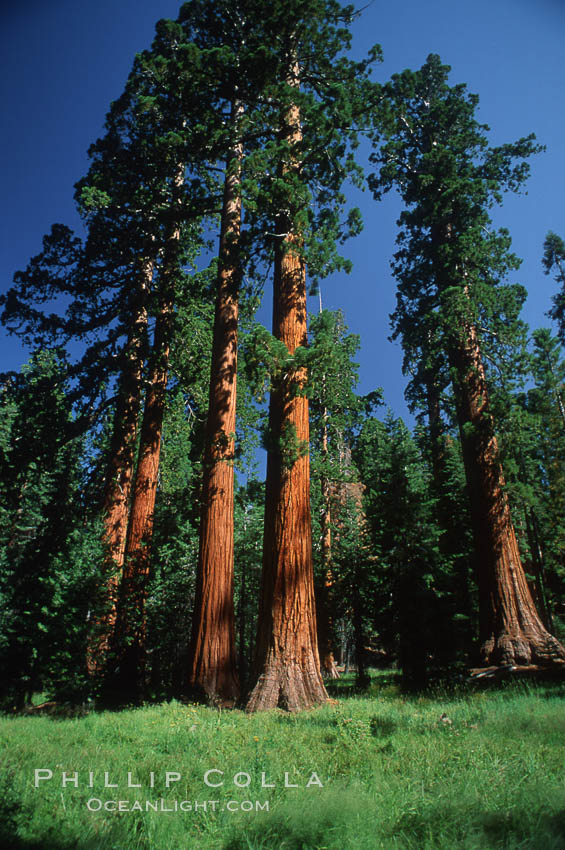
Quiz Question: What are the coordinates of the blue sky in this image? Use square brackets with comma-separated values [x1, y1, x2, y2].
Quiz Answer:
[1, 0, 564, 423]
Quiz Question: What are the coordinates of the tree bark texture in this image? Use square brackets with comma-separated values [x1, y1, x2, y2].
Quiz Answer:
[87, 259, 151, 678]
[106, 188, 182, 699]
[246, 232, 327, 711]
[450, 320, 565, 667]
[188, 104, 243, 704]
[246, 71, 327, 711]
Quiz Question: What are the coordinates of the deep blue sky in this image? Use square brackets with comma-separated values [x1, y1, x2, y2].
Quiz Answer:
[2, 0, 564, 422]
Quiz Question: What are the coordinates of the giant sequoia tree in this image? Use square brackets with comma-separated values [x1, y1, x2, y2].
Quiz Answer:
[87, 28, 226, 699]
[370, 55, 565, 667]
[1, 175, 156, 681]
[2, 23, 222, 698]
[247, 91, 324, 709]
[176, 0, 269, 705]
[188, 102, 243, 703]
[244, 0, 380, 711]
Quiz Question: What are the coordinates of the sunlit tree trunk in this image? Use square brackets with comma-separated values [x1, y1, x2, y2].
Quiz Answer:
[105, 176, 183, 700]
[450, 319, 565, 667]
[188, 103, 243, 704]
[87, 259, 151, 677]
[247, 66, 327, 711]
[247, 234, 327, 710]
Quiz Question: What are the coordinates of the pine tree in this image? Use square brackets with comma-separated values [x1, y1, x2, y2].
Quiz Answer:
[233, 479, 265, 691]
[307, 308, 380, 679]
[520, 329, 565, 631]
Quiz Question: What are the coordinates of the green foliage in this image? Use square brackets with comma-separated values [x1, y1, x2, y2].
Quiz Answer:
[233, 479, 264, 688]
[2, 0, 563, 720]
[179, 0, 382, 280]
[354, 413, 472, 682]
[46, 521, 108, 703]
[542, 230, 565, 344]
[277, 422, 309, 471]
[305, 308, 382, 684]
[0, 352, 101, 708]
[370, 54, 540, 428]
[146, 389, 203, 697]
[366, 55, 553, 669]
[2, 683, 565, 848]
[241, 323, 297, 404]
[493, 327, 565, 636]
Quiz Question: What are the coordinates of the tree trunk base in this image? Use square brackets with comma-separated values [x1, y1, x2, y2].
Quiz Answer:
[480, 628, 565, 667]
[470, 664, 565, 683]
[321, 654, 341, 680]
[186, 670, 239, 708]
[246, 659, 328, 713]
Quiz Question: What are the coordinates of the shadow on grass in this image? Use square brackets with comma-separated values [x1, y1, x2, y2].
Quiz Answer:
[0, 836, 74, 850]
[325, 667, 565, 703]
[392, 801, 565, 850]
[6, 670, 565, 721]
[324, 670, 400, 699]
[222, 789, 366, 850]
[221, 798, 565, 850]
[0, 787, 75, 850]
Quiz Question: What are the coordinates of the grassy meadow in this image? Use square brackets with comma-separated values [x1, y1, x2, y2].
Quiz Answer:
[1, 674, 565, 849]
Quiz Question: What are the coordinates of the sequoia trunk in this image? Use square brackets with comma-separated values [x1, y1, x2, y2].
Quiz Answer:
[105, 197, 182, 700]
[246, 234, 327, 711]
[246, 65, 327, 711]
[450, 320, 565, 667]
[188, 104, 242, 704]
[87, 259, 151, 677]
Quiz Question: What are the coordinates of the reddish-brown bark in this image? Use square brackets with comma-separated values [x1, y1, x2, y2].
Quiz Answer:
[246, 232, 327, 711]
[246, 74, 327, 711]
[105, 305, 173, 697]
[450, 320, 565, 667]
[87, 260, 151, 677]
[106, 196, 182, 699]
[188, 105, 243, 704]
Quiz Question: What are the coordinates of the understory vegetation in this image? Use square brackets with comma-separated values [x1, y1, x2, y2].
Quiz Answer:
[1, 675, 564, 850]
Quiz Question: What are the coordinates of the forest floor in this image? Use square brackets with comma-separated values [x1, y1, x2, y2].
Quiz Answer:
[1, 673, 564, 849]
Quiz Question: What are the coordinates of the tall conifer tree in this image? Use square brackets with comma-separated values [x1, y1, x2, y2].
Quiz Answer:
[244, 0, 380, 711]
[91, 25, 225, 698]
[370, 55, 565, 667]
[188, 103, 243, 703]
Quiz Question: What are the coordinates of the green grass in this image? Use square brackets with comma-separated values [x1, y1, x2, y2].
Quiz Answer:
[1, 675, 565, 849]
